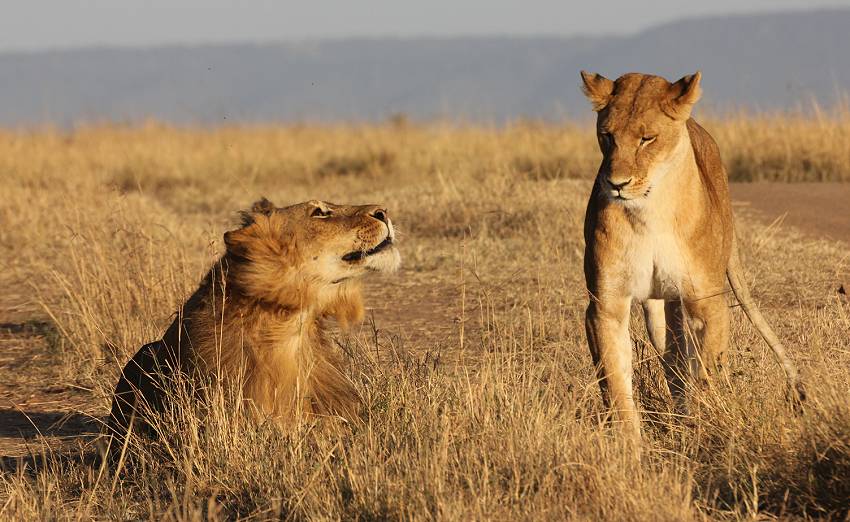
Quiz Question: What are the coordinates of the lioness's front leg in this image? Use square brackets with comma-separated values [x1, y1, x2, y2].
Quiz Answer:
[585, 296, 640, 441]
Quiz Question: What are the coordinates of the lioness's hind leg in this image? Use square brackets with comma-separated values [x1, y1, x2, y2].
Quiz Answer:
[642, 299, 667, 356]
[685, 295, 731, 385]
[662, 300, 692, 412]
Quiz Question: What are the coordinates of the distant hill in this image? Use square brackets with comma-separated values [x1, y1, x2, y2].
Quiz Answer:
[1, 9, 848, 126]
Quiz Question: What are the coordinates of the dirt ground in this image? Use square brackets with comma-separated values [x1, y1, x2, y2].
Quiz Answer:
[1, 182, 847, 465]
[730, 182, 850, 243]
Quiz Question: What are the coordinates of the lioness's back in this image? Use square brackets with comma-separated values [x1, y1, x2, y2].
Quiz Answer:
[686, 118, 731, 211]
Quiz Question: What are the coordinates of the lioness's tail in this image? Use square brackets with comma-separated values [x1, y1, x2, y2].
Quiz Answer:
[727, 239, 805, 405]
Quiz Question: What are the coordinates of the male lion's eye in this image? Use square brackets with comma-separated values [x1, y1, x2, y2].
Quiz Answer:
[640, 135, 657, 145]
[311, 207, 331, 218]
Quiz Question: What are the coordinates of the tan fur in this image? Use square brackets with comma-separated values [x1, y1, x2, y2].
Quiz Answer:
[580, 71, 803, 443]
[108, 199, 400, 439]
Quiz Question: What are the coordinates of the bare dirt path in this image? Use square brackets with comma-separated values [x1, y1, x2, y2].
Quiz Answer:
[730, 182, 850, 244]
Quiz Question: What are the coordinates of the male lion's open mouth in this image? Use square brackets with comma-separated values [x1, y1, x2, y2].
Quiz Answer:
[342, 236, 394, 262]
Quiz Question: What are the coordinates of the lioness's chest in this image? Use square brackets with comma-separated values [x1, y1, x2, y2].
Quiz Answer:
[626, 227, 689, 301]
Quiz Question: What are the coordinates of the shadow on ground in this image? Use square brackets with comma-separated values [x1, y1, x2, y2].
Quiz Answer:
[0, 409, 99, 440]
[0, 409, 102, 474]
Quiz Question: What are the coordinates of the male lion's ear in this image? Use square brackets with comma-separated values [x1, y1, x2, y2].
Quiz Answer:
[237, 198, 277, 227]
[251, 197, 276, 215]
[663, 71, 702, 120]
[580, 71, 614, 111]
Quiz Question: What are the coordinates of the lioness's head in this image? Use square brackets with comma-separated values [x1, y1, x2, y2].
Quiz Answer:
[223, 198, 400, 306]
[580, 71, 702, 202]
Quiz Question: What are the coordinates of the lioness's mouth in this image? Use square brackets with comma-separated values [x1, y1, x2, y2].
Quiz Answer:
[342, 236, 394, 262]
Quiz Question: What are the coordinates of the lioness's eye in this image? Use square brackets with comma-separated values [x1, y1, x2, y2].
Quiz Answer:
[311, 207, 331, 218]
[640, 135, 657, 145]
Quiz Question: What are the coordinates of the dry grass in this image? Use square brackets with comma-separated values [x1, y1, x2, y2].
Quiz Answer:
[705, 106, 850, 182]
[0, 115, 848, 520]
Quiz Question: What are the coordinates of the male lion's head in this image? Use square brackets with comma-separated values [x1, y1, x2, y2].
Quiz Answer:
[223, 198, 400, 308]
[580, 71, 702, 202]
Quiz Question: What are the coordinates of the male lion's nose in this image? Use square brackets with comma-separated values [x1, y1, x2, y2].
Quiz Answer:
[369, 208, 389, 224]
[606, 177, 633, 190]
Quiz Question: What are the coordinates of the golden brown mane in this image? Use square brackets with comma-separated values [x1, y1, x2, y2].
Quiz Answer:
[108, 198, 400, 441]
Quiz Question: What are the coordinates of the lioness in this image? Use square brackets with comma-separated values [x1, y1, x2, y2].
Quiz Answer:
[107, 198, 400, 441]
[580, 71, 804, 441]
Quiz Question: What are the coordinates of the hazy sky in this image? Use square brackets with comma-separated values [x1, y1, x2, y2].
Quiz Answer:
[2, 0, 848, 51]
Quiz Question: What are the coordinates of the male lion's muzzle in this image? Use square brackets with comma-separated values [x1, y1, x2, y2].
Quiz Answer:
[342, 236, 394, 262]
[342, 207, 395, 263]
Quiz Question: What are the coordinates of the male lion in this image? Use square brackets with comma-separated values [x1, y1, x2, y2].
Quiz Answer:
[107, 198, 400, 442]
[579, 71, 804, 441]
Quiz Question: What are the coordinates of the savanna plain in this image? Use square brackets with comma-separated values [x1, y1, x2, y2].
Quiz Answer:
[0, 111, 849, 520]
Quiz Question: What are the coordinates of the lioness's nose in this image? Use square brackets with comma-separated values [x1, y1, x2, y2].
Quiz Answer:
[369, 208, 389, 224]
[606, 177, 632, 190]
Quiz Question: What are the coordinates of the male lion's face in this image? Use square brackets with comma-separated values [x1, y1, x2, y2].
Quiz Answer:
[287, 199, 401, 281]
[580, 71, 703, 202]
[224, 198, 400, 300]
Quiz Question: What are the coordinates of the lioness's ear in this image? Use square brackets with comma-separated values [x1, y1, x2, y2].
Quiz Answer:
[580, 71, 614, 111]
[663, 71, 702, 120]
